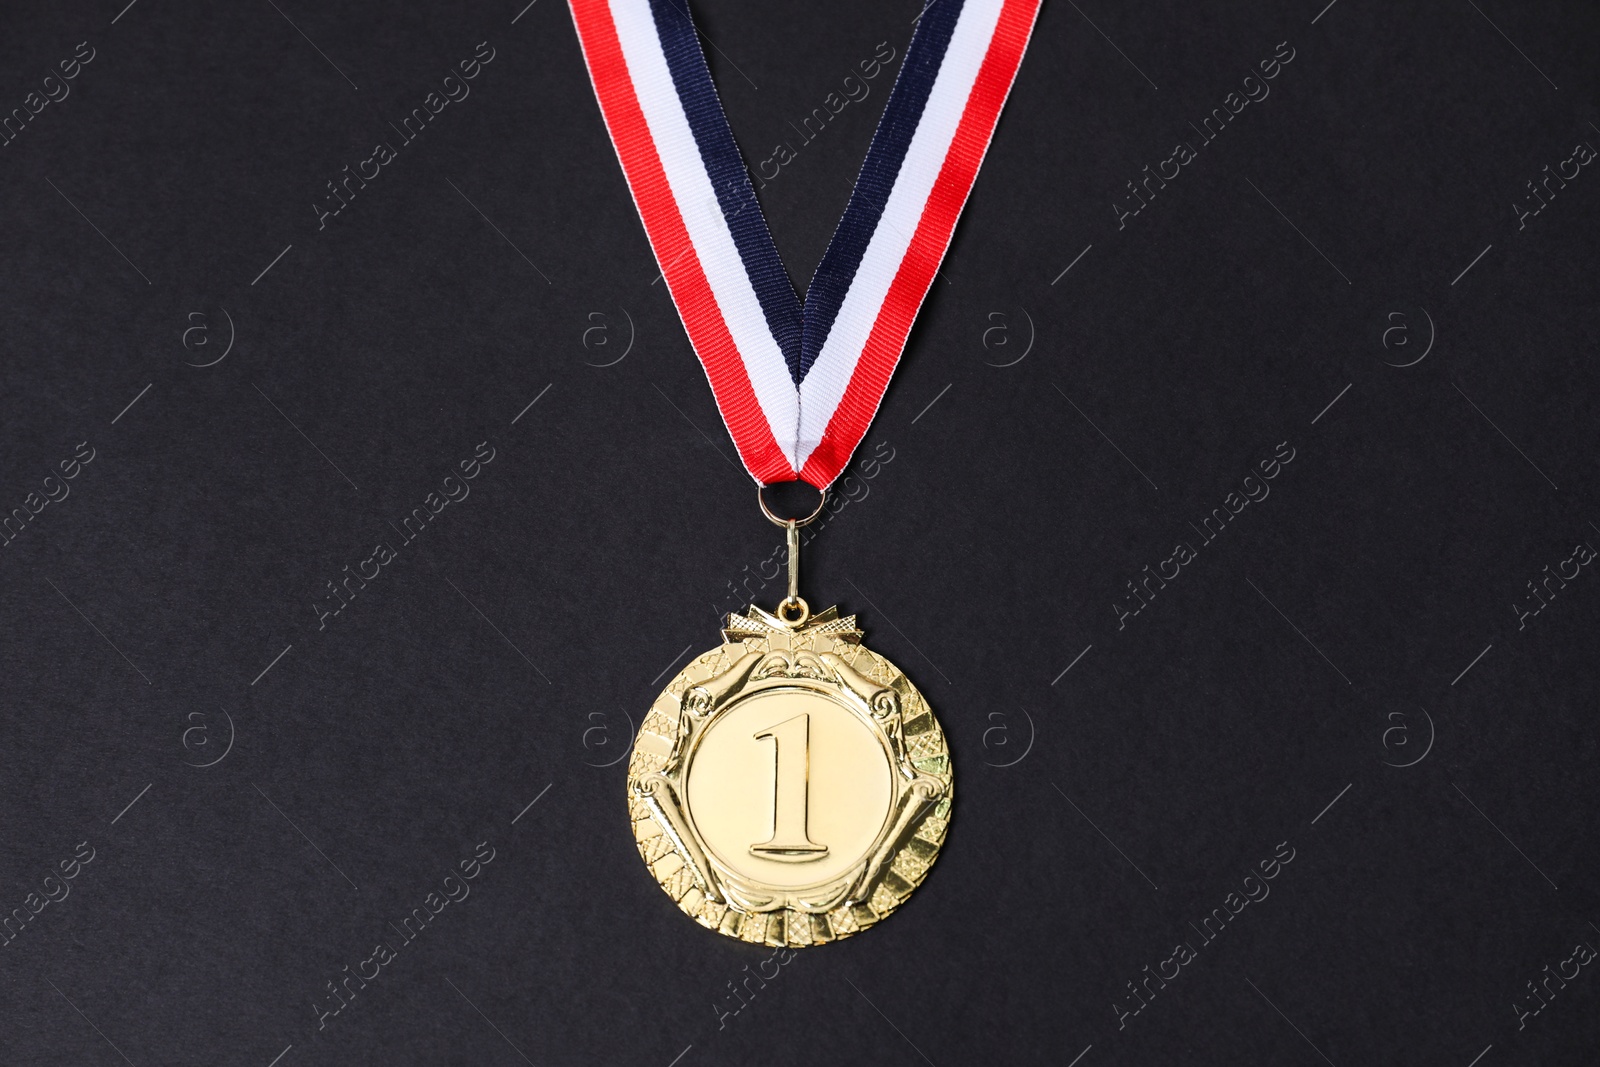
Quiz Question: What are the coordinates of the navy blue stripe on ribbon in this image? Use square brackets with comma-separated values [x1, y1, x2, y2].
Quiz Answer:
[650, 0, 803, 374]
[798, 0, 963, 381]
[649, 0, 966, 386]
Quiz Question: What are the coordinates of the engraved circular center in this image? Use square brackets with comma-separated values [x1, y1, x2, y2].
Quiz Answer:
[685, 686, 895, 889]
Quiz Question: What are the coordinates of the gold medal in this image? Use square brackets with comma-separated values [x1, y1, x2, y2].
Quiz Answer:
[626, 508, 952, 946]
[567, 0, 1039, 948]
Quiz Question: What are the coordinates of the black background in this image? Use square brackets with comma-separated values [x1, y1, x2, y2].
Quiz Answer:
[1, 0, 1598, 1064]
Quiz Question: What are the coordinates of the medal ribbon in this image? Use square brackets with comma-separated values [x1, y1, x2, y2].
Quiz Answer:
[569, 0, 1040, 488]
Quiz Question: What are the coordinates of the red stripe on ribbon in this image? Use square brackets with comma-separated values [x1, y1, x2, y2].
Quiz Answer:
[800, 0, 1041, 488]
[569, 0, 796, 483]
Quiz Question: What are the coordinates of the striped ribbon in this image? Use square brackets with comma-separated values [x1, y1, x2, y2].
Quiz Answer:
[569, 0, 1040, 487]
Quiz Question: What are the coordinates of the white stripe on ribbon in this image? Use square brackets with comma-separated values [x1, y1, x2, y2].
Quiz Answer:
[608, 0, 800, 462]
[794, 0, 1005, 470]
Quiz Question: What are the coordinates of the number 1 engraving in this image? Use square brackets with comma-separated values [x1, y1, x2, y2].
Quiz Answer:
[749, 712, 828, 860]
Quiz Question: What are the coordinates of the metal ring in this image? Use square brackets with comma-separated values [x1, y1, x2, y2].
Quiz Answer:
[757, 485, 827, 528]
[776, 596, 811, 628]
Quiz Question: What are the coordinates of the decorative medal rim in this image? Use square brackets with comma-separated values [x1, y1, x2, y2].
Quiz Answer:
[625, 606, 954, 947]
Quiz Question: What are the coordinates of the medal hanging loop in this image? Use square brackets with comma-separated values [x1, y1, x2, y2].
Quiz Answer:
[761, 491, 824, 629]
[776, 520, 809, 628]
